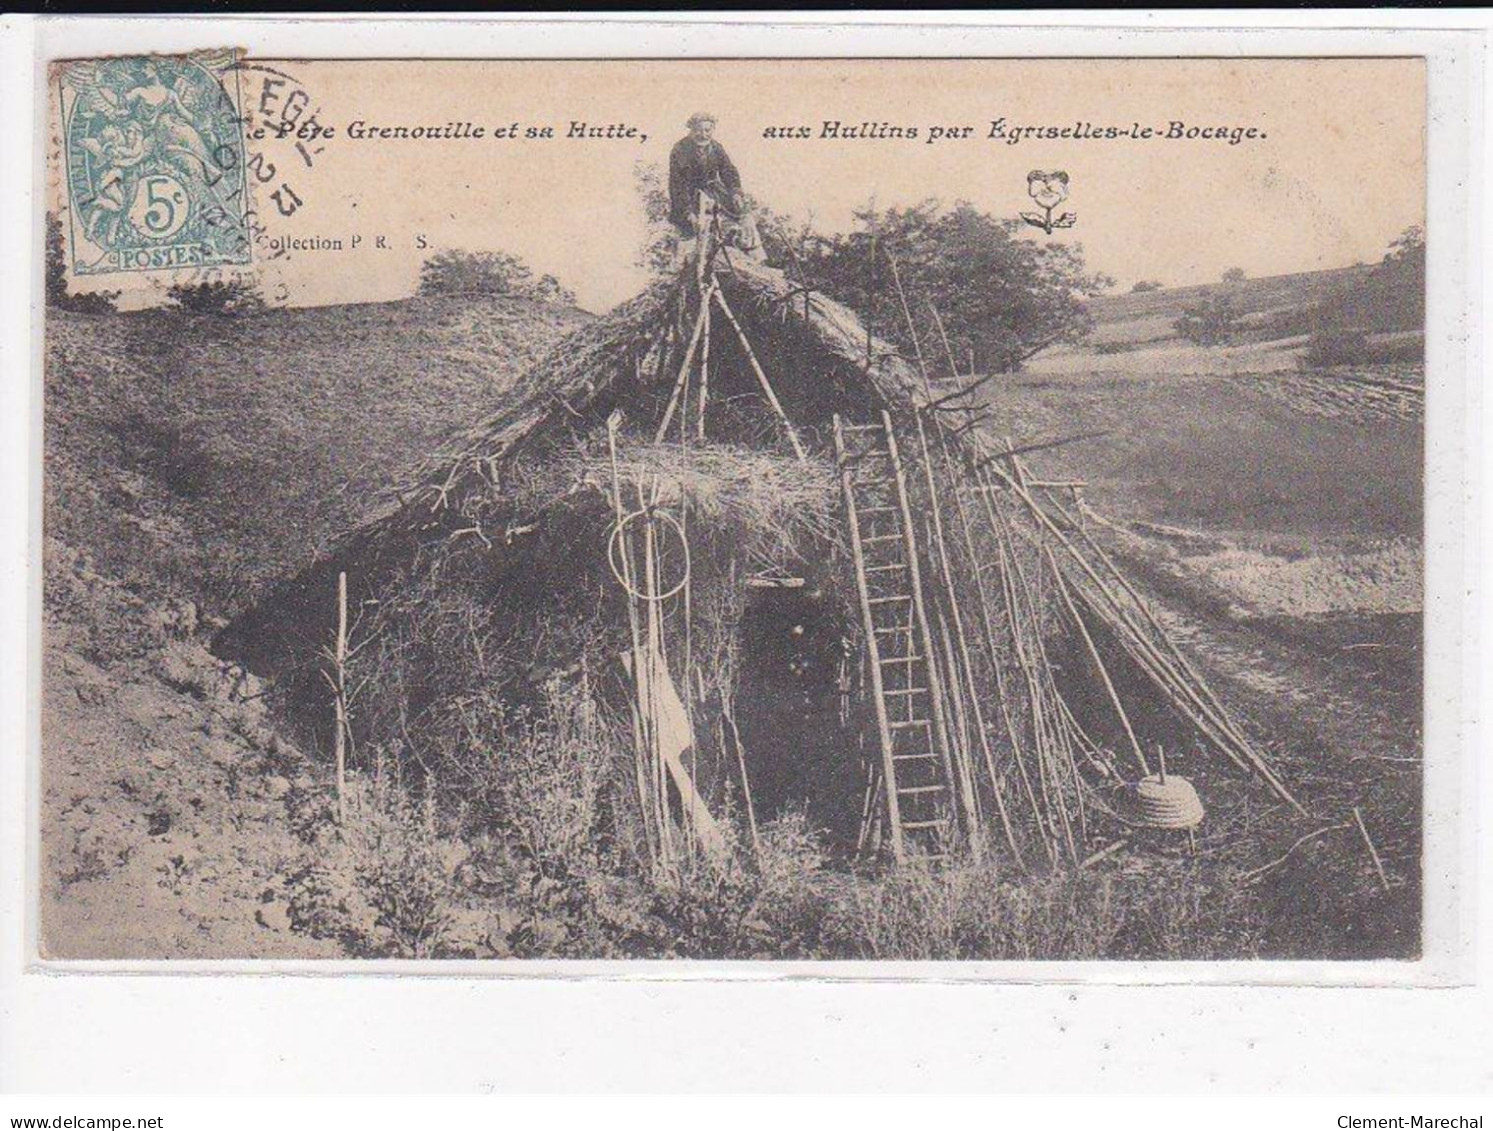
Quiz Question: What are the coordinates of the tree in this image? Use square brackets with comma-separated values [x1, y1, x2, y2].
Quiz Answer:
[1385, 224, 1424, 267]
[1174, 293, 1241, 347]
[633, 159, 678, 277]
[774, 200, 1112, 372]
[419, 249, 532, 298]
[45, 212, 118, 313]
[1221, 267, 1247, 284]
[418, 249, 574, 305]
[167, 277, 265, 316]
[1130, 280, 1164, 294]
[532, 273, 578, 306]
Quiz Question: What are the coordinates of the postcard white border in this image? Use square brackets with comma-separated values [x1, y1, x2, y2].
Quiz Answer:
[2, 12, 1487, 1092]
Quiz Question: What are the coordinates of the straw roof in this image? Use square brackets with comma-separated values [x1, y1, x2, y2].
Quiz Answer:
[218, 256, 925, 661]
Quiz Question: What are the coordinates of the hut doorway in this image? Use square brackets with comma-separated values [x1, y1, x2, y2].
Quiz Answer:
[732, 581, 864, 843]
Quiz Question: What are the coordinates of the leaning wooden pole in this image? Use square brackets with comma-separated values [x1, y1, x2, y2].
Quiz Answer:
[696, 295, 712, 441]
[979, 474, 1072, 861]
[944, 471, 1037, 867]
[654, 279, 715, 444]
[333, 570, 348, 826]
[1043, 488, 1268, 762]
[608, 417, 659, 869]
[982, 457, 1305, 813]
[1043, 544, 1151, 779]
[913, 414, 987, 859]
[889, 254, 1019, 861]
[710, 285, 810, 464]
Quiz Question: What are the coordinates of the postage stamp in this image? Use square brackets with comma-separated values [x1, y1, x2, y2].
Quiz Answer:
[55, 50, 252, 276]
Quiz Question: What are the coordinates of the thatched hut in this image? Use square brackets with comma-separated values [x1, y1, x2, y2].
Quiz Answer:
[220, 247, 1299, 872]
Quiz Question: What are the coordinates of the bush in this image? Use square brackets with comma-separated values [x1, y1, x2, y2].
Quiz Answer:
[1130, 280, 1164, 294]
[419, 249, 576, 306]
[45, 213, 118, 313]
[285, 774, 468, 958]
[1302, 329, 1373, 368]
[819, 856, 1264, 961]
[480, 678, 627, 883]
[167, 278, 265, 316]
[645, 808, 830, 958]
[1174, 294, 1241, 346]
[1301, 329, 1423, 368]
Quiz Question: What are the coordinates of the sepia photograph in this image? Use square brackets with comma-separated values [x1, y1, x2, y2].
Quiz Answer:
[39, 54, 1430, 964]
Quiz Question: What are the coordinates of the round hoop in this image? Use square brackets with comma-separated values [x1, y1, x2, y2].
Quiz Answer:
[606, 507, 691, 602]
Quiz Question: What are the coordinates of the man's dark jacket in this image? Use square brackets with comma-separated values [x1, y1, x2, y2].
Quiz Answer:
[668, 137, 742, 232]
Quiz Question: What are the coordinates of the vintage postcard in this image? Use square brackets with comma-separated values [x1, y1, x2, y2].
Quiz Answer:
[39, 53, 1431, 964]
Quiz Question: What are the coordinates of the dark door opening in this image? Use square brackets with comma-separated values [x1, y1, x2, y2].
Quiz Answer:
[732, 583, 865, 846]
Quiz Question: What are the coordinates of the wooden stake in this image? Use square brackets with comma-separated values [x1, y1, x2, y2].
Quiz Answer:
[608, 417, 659, 868]
[1080, 839, 1128, 869]
[985, 481, 1077, 862]
[976, 476, 1059, 862]
[696, 295, 712, 441]
[856, 758, 880, 857]
[642, 514, 675, 865]
[711, 286, 809, 464]
[913, 414, 984, 858]
[1353, 806, 1392, 892]
[334, 570, 348, 826]
[654, 280, 715, 444]
[695, 192, 710, 291]
[722, 696, 759, 858]
[941, 448, 1043, 864]
[1044, 545, 1151, 778]
[945, 477, 1034, 867]
[883, 249, 933, 396]
[1003, 454, 1091, 849]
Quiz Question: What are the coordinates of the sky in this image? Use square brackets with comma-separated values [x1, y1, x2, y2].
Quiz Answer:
[58, 57, 1426, 312]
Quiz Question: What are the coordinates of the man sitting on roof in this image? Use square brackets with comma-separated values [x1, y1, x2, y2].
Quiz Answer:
[668, 111, 765, 261]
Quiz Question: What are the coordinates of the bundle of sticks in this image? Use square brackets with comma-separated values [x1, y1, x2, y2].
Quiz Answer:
[875, 256, 1302, 870]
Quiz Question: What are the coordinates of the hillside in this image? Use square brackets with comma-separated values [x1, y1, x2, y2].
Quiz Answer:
[45, 294, 592, 622]
[42, 292, 589, 958]
[1084, 265, 1379, 348]
[1030, 258, 1425, 392]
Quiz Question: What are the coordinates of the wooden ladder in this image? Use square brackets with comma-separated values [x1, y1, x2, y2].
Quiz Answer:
[834, 410, 959, 863]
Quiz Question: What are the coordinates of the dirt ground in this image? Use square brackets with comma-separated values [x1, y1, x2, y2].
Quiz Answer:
[40, 540, 341, 958]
